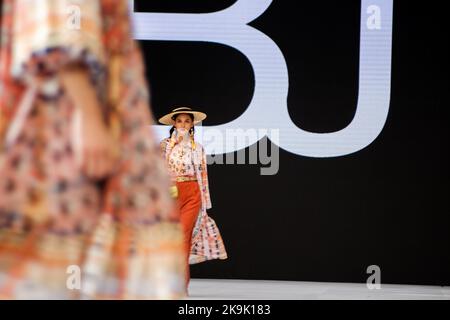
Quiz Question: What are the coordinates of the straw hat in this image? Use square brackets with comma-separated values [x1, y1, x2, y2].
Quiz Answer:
[158, 107, 207, 125]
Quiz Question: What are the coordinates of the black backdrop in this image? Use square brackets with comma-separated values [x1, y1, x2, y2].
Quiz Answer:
[134, 0, 449, 286]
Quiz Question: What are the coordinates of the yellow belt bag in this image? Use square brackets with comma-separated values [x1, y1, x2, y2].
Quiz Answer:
[169, 185, 179, 198]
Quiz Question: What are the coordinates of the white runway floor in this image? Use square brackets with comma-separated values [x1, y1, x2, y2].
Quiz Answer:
[187, 279, 450, 300]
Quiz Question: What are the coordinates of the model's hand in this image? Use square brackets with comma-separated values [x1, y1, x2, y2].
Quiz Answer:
[72, 108, 119, 179]
[60, 67, 119, 179]
[176, 128, 189, 144]
[172, 128, 188, 144]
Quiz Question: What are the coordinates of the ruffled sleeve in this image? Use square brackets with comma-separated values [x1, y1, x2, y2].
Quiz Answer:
[10, 0, 106, 87]
[160, 138, 169, 159]
[160, 137, 177, 163]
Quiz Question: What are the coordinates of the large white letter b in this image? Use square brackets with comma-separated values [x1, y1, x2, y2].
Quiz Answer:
[132, 0, 393, 158]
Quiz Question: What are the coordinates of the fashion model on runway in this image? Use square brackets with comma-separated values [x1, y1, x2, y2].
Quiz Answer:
[159, 107, 227, 292]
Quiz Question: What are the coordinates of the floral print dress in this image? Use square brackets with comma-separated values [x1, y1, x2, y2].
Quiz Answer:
[0, 0, 186, 299]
